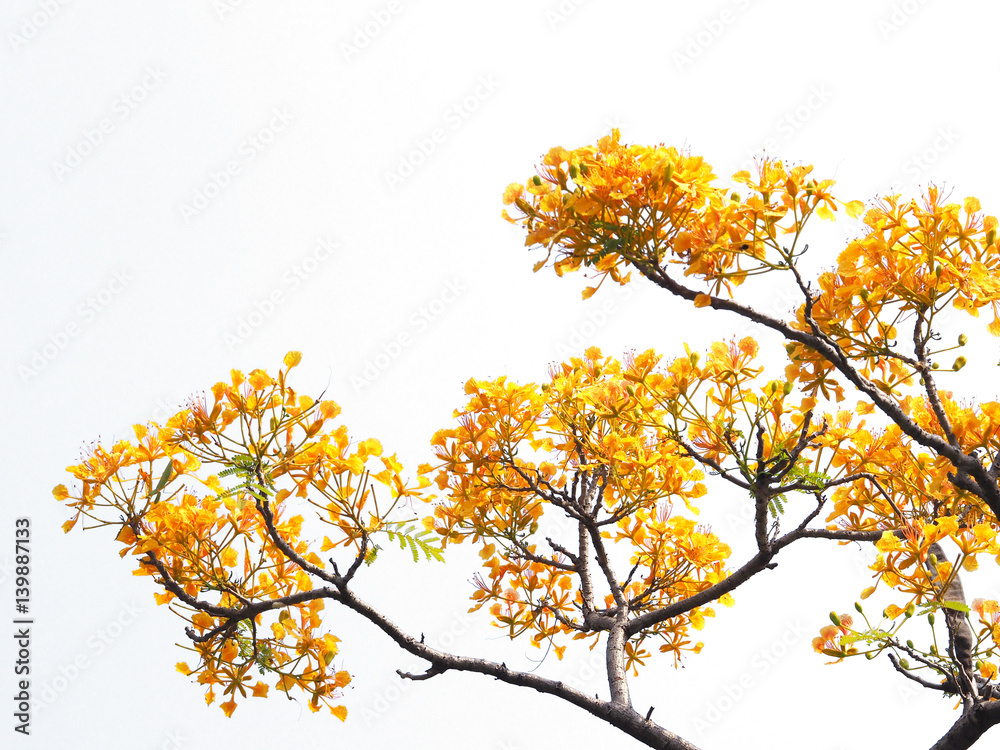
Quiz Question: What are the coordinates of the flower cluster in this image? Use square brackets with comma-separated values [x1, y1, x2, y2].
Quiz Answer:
[502, 129, 862, 299]
[54, 352, 429, 717]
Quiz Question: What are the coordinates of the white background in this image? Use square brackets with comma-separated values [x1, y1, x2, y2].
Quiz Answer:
[3, 1, 1000, 748]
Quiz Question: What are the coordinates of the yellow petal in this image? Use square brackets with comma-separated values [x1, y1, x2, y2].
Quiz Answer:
[844, 200, 865, 218]
[319, 400, 341, 420]
[251, 681, 269, 698]
[248, 369, 274, 391]
[284, 351, 303, 368]
[220, 639, 238, 662]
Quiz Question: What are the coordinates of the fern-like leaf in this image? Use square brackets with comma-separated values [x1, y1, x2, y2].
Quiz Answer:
[383, 524, 444, 563]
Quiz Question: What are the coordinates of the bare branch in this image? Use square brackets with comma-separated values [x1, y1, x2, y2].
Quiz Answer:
[887, 652, 954, 692]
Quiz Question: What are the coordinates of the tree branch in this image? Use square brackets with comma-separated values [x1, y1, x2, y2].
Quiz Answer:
[633, 261, 1000, 520]
[337, 584, 702, 750]
[929, 701, 1000, 750]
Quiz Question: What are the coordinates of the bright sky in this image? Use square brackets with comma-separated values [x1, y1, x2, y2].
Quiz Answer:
[3, 1, 1000, 748]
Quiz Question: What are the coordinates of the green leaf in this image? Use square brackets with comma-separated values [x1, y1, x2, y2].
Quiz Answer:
[840, 628, 891, 645]
[383, 523, 445, 563]
[150, 462, 173, 502]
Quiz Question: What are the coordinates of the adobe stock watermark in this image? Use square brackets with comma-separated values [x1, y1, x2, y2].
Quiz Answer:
[561, 649, 607, 694]
[383, 76, 500, 191]
[178, 106, 294, 222]
[890, 126, 959, 193]
[147, 395, 186, 426]
[689, 619, 809, 736]
[33, 600, 143, 714]
[734, 84, 834, 176]
[8, 0, 70, 52]
[18, 268, 132, 384]
[545, 0, 590, 29]
[351, 278, 464, 391]
[145, 729, 188, 750]
[878, 0, 932, 40]
[0, 556, 13, 586]
[213, 0, 252, 21]
[223, 234, 337, 351]
[551, 282, 635, 360]
[358, 611, 473, 724]
[51, 65, 168, 182]
[672, 0, 752, 72]
[341, 0, 404, 63]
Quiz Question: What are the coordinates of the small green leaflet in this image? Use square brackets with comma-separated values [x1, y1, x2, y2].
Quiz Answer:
[234, 620, 275, 675]
[841, 629, 891, 645]
[217, 454, 275, 503]
[383, 523, 444, 563]
[919, 600, 971, 616]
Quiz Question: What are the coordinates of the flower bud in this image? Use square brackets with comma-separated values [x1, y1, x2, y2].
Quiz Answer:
[532, 175, 542, 186]
[580, 163, 590, 176]
[626, 384, 636, 398]
[905, 603, 916, 618]
[854, 602, 863, 614]
[930, 645, 937, 655]
[663, 163, 674, 183]
[932, 362, 940, 369]
[953, 356, 967, 371]
[958, 334, 968, 346]
[859, 289, 870, 301]
[928, 553, 938, 568]
[928, 612, 935, 626]
[899, 658, 910, 669]
[690, 352, 700, 366]
[569, 164, 579, 179]
[782, 381, 793, 395]
[906, 639, 914, 649]
[730, 191, 740, 202]
[830, 611, 842, 627]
